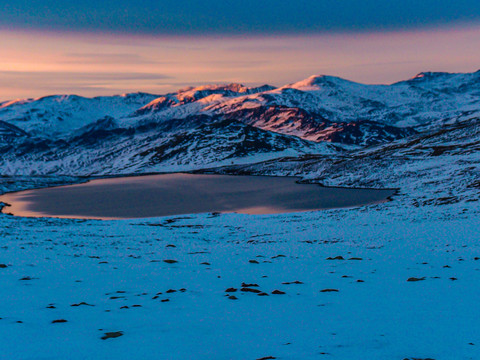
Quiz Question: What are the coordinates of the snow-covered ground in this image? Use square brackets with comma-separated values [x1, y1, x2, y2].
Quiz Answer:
[0, 186, 479, 359]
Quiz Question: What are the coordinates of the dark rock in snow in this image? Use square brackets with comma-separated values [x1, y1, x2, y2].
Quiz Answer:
[241, 287, 262, 294]
[71, 302, 94, 307]
[163, 259, 178, 264]
[282, 280, 303, 285]
[101, 331, 123, 340]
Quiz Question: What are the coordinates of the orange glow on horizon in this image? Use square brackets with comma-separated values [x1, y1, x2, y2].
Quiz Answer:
[1, 25, 480, 101]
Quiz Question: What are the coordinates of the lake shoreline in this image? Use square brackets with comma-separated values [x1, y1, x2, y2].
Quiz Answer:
[0, 172, 397, 220]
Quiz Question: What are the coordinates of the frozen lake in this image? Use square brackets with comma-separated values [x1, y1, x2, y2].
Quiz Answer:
[0, 173, 395, 219]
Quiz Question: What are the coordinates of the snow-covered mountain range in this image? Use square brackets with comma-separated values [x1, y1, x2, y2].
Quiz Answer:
[1, 70, 480, 181]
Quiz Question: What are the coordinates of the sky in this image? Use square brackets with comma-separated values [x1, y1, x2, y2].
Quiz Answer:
[1, 0, 480, 100]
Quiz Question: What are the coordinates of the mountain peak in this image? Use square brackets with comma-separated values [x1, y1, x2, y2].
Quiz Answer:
[410, 71, 452, 80]
[285, 74, 351, 90]
[178, 83, 247, 94]
[295, 74, 330, 86]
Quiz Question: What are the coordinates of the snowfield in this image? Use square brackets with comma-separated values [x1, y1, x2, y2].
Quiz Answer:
[0, 201, 479, 360]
